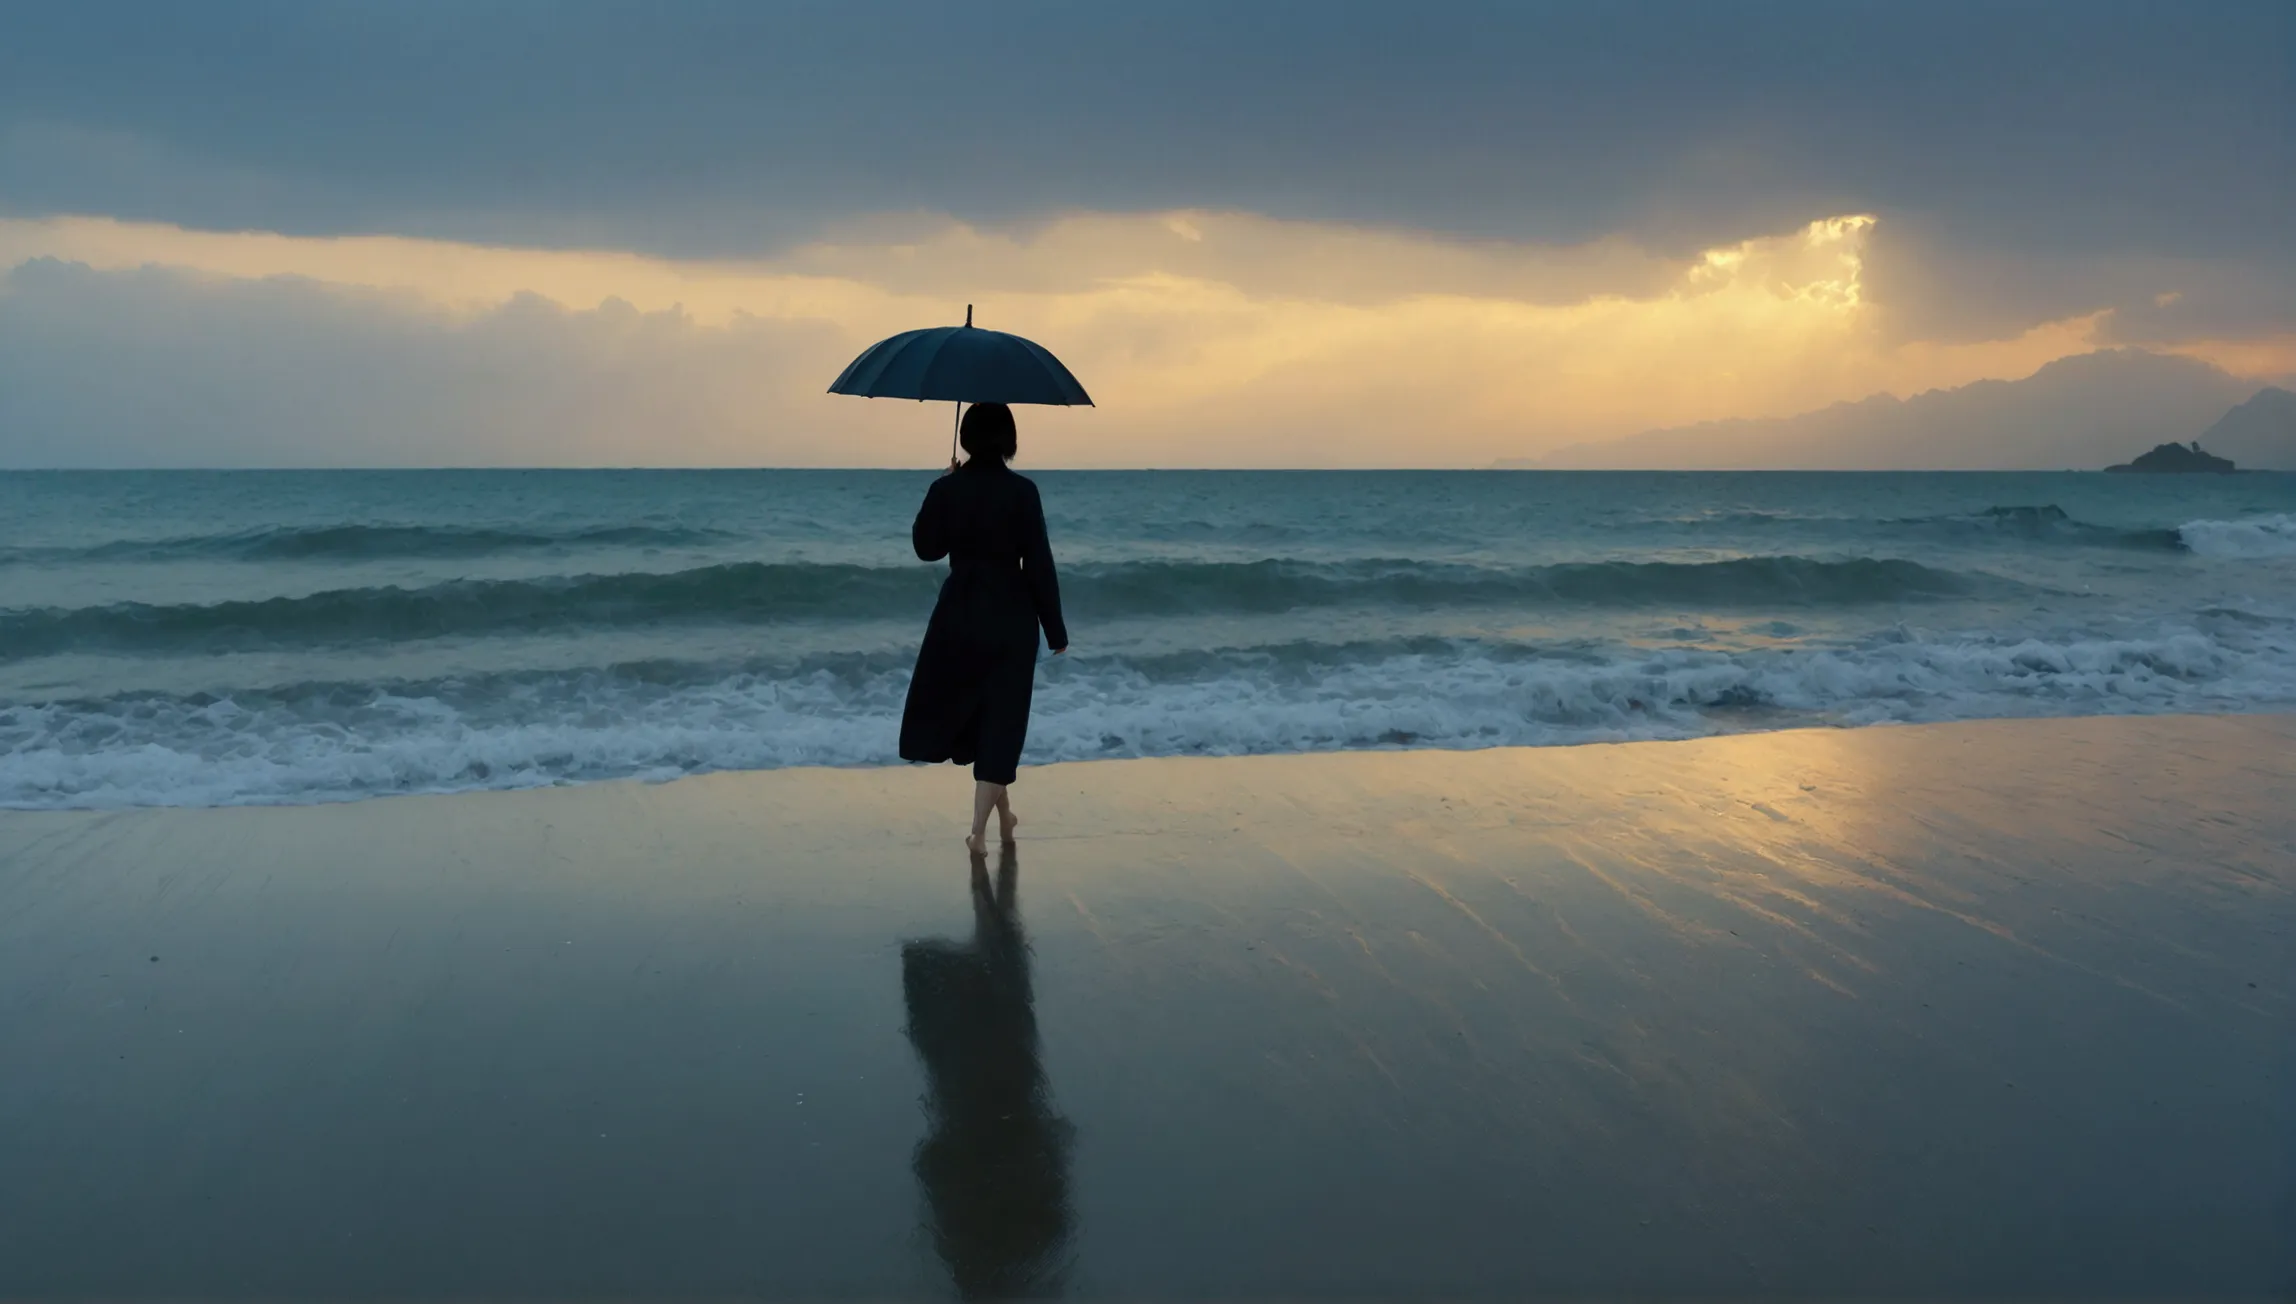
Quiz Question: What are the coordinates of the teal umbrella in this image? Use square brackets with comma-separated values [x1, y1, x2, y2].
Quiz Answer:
[828, 305, 1093, 460]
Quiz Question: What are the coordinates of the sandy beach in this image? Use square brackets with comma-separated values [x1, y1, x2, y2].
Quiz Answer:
[2, 713, 2289, 1298]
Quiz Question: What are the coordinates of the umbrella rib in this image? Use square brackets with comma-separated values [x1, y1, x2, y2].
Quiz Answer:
[830, 328, 928, 395]
[827, 333, 899, 393]
[1014, 337, 1094, 406]
[917, 329, 975, 402]
[872, 330, 945, 398]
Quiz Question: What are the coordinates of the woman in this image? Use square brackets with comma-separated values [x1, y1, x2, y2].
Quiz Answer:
[899, 402, 1068, 851]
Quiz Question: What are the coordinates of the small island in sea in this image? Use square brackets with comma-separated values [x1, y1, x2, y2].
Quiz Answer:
[2104, 441, 2238, 473]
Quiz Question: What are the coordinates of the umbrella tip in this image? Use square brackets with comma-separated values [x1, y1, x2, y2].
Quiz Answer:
[965, 303, 972, 327]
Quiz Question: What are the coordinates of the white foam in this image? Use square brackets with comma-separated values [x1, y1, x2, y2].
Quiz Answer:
[5, 617, 2295, 809]
[2179, 513, 2296, 559]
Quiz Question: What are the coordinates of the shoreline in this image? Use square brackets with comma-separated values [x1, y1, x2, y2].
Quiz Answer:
[8, 704, 2296, 815]
[3, 712, 2290, 1296]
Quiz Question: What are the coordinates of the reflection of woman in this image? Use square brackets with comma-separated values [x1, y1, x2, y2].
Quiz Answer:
[900, 847, 1074, 1298]
[899, 403, 1069, 853]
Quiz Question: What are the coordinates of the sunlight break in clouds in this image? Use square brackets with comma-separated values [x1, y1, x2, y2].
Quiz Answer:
[0, 210, 2179, 467]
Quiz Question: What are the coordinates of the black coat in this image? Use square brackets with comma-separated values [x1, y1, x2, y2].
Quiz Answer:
[898, 460, 1068, 785]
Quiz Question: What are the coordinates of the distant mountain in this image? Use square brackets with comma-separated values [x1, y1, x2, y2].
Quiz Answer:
[2191, 387, 2296, 470]
[1533, 349, 2258, 470]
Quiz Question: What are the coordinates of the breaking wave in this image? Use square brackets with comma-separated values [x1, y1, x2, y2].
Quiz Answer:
[0, 555, 1999, 660]
[6, 618, 2292, 809]
[2179, 513, 2296, 559]
[1930, 505, 2186, 550]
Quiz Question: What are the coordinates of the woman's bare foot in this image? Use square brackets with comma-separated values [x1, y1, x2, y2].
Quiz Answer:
[968, 780, 1007, 857]
[997, 809, 1020, 844]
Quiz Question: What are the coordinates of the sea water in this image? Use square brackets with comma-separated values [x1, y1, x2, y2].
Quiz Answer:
[2, 469, 2292, 808]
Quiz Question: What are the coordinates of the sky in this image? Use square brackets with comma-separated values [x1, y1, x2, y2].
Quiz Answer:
[1, 0, 2289, 468]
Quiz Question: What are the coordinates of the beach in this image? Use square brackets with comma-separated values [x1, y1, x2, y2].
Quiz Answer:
[1, 712, 2288, 1298]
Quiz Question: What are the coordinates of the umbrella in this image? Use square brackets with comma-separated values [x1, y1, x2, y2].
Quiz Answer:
[828, 305, 1093, 462]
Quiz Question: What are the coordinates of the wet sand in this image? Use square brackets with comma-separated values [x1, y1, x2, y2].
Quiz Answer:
[1, 714, 2290, 1299]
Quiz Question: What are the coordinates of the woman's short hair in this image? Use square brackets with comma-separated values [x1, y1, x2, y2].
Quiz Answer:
[959, 403, 1018, 462]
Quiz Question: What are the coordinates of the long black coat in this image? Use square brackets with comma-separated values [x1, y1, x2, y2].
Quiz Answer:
[898, 460, 1068, 785]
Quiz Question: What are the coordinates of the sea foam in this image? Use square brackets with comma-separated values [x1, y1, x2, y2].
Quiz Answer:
[6, 617, 2291, 809]
[2179, 513, 2296, 560]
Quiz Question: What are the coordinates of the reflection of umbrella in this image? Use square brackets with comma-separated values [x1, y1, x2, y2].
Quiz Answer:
[828, 305, 1092, 462]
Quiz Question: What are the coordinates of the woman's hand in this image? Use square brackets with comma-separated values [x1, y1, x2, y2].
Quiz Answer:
[1051, 645, 1067, 655]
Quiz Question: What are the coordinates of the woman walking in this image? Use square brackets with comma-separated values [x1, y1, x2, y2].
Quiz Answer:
[899, 403, 1069, 851]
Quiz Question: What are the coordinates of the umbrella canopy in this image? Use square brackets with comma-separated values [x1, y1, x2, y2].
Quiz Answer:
[828, 306, 1092, 407]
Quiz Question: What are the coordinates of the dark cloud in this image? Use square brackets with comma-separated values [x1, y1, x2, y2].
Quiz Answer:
[3, 0, 2287, 285]
[1860, 217, 2296, 345]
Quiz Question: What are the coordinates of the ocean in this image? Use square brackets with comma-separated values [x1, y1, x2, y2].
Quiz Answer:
[2, 469, 2292, 809]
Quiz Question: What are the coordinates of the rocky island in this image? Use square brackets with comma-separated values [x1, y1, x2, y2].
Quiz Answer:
[2104, 441, 2238, 473]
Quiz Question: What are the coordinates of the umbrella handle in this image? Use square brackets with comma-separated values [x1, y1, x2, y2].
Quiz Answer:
[950, 307, 971, 465]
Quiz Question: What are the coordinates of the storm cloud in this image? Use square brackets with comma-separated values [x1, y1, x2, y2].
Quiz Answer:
[1, 1, 2287, 466]
[5, 4, 2285, 264]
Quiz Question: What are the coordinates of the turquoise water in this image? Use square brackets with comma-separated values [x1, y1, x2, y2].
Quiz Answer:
[2, 469, 2293, 807]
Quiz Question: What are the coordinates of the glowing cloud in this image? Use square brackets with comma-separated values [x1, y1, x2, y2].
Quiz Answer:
[0, 209, 2243, 467]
